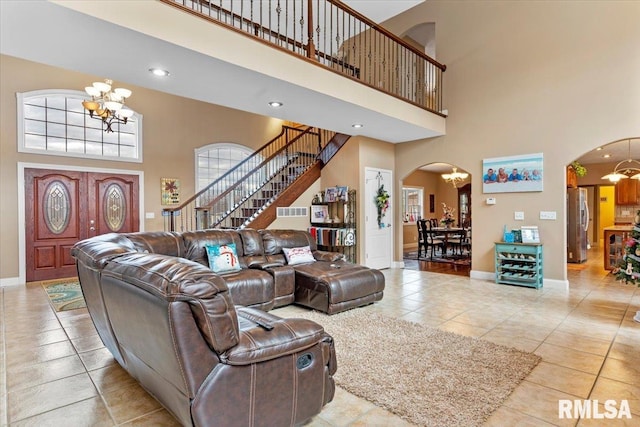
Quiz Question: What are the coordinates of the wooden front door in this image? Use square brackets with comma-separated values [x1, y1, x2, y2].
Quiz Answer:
[25, 168, 139, 282]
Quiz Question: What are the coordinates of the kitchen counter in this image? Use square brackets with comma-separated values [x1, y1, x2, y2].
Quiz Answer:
[604, 225, 634, 232]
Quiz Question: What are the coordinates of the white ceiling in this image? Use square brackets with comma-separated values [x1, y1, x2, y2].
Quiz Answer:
[0, 0, 438, 144]
[575, 138, 640, 166]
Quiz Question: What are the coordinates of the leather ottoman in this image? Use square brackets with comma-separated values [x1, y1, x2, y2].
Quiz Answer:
[293, 261, 385, 314]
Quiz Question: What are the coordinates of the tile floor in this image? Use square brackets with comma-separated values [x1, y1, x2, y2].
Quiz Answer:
[1, 248, 638, 426]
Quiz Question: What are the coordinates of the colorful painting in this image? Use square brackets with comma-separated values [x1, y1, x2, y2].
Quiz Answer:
[482, 153, 543, 193]
[161, 178, 180, 205]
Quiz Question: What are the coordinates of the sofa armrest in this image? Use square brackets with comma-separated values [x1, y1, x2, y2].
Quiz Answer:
[313, 250, 346, 262]
[220, 307, 326, 365]
[103, 253, 240, 354]
[248, 261, 284, 270]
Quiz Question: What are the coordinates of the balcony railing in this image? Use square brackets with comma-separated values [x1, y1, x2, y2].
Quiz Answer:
[161, 0, 446, 114]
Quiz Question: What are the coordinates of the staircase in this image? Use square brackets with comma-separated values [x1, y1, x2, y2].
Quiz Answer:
[164, 126, 350, 232]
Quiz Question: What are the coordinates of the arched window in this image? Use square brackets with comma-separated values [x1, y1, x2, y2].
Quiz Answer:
[195, 143, 254, 192]
[17, 90, 142, 162]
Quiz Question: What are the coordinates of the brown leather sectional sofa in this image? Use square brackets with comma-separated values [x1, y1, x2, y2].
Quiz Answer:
[71, 228, 384, 426]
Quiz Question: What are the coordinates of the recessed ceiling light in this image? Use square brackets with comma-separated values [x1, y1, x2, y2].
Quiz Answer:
[149, 68, 170, 77]
[352, 123, 364, 128]
[603, 154, 611, 158]
[268, 101, 283, 108]
[596, 147, 603, 151]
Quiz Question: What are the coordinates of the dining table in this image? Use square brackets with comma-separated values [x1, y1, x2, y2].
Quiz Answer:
[431, 227, 470, 259]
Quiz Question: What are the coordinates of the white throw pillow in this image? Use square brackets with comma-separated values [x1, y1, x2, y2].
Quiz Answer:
[283, 246, 316, 265]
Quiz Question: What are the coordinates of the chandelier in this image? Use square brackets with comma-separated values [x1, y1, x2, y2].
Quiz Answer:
[601, 139, 640, 182]
[82, 79, 133, 132]
[442, 167, 469, 187]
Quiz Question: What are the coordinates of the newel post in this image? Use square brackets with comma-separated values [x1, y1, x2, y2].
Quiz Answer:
[306, 0, 317, 60]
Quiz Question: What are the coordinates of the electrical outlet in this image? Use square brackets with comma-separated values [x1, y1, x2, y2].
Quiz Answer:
[514, 211, 524, 220]
[540, 211, 556, 220]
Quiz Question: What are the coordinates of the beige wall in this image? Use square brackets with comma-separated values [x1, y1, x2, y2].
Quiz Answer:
[386, 1, 640, 281]
[0, 55, 284, 281]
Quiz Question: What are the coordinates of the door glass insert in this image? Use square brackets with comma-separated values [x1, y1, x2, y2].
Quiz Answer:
[44, 181, 71, 234]
[104, 184, 126, 231]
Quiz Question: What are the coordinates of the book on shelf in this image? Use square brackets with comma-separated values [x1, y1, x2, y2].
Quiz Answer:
[308, 226, 355, 247]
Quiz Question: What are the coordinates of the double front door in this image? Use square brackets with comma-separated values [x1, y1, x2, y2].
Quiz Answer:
[25, 168, 139, 282]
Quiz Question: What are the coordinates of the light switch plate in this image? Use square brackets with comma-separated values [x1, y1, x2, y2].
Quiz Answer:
[540, 211, 556, 220]
[145, 212, 155, 219]
[486, 197, 496, 205]
[514, 211, 524, 220]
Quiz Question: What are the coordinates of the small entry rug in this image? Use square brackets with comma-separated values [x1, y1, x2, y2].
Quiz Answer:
[296, 309, 541, 427]
[42, 281, 86, 312]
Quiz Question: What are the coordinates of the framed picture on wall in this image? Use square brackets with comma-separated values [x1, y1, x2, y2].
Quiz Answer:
[482, 153, 544, 193]
[161, 178, 180, 205]
[310, 204, 329, 224]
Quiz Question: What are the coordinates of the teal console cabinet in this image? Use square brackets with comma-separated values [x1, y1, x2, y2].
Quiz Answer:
[495, 242, 543, 289]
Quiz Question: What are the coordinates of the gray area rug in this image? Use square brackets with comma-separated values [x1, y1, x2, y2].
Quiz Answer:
[296, 309, 541, 427]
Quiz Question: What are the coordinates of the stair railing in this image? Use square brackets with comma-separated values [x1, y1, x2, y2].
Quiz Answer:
[160, 0, 446, 115]
[164, 126, 332, 231]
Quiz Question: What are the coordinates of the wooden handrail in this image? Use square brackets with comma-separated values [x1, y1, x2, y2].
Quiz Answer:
[164, 125, 309, 213]
[195, 127, 318, 211]
[159, 0, 446, 114]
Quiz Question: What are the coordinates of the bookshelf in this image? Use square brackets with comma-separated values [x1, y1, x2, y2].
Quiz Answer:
[309, 189, 356, 263]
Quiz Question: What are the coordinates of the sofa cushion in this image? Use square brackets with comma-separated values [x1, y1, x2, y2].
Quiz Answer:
[283, 246, 315, 265]
[261, 229, 318, 254]
[182, 229, 246, 268]
[125, 231, 185, 257]
[237, 229, 268, 268]
[205, 243, 242, 273]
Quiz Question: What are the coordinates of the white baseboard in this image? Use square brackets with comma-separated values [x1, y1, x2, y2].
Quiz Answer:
[0, 277, 21, 287]
[542, 278, 570, 290]
[470, 270, 494, 281]
[392, 261, 405, 269]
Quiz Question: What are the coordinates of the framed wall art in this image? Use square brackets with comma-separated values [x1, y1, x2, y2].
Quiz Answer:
[161, 178, 181, 205]
[310, 204, 329, 224]
[482, 153, 543, 193]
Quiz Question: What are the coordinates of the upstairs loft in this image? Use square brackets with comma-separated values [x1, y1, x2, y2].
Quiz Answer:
[1, 0, 446, 143]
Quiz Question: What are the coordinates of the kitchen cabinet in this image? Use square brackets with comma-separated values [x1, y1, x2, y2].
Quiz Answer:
[603, 226, 633, 270]
[615, 179, 640, 205]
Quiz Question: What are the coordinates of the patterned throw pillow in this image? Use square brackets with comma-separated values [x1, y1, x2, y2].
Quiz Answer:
[205, 243, 242, 273]
[282, 246, 316, 265]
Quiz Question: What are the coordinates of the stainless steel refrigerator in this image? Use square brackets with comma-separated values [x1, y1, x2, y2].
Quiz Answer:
[567, 187, 589, 263]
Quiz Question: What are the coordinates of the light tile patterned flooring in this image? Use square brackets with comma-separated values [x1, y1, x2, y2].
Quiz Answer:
[1, 248, 638, 426]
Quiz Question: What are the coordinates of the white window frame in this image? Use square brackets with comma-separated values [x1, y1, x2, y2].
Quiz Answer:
[17, 90, 143, 162]
[194, 142, 256, 192]
[402, 186, 424, 224]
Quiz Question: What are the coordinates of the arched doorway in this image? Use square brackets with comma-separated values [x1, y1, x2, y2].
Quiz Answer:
[565, 137, 640, 278]
[401, 162, 471, 276]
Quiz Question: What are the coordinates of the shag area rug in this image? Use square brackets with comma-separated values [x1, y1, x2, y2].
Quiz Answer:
[296, 310, 541, 427]
[42, 281, 86, 312]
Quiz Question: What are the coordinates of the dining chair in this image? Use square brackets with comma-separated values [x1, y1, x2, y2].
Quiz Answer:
[421, 219, 444, 260]
[429, 218, 446, 240]
[446, 228, 467, 257]
[416, 220, 427, 259]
